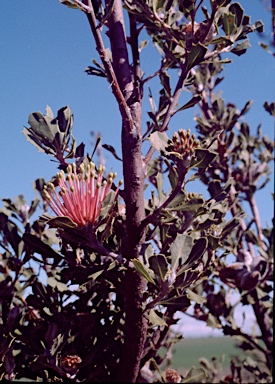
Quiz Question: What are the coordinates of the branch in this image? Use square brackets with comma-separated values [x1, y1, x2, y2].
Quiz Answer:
[229, 185, 256, 260]
[128, 12, 143, 102]
[138, 167, 187, 242]
[144, 62, 189, 165]
[79, 0, 134, 132]
[140, 307, 177, 367]
[248, 194, 265, 248]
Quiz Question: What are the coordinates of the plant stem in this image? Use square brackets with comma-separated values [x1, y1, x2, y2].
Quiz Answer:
[106, 1, 147, 381]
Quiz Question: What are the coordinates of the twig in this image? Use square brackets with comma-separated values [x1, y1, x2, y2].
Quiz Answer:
[248, 194, 265, 248]
[76, 0, 134, 133]
[138, 169, 186, 241]
[229, 185, 256, 260]
[143, 62, 189, 165]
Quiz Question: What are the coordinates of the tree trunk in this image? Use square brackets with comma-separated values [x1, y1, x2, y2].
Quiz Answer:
[107, 1, 147, 381]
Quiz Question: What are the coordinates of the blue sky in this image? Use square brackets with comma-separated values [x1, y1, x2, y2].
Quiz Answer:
[0, 0, 274, 338]
[0, 1, 274, 218]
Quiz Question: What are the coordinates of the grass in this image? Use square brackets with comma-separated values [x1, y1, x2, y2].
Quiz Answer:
[168, 336, 240, 371]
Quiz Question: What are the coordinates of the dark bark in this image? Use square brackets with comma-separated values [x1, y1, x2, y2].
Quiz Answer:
[107, 1, 147, 382]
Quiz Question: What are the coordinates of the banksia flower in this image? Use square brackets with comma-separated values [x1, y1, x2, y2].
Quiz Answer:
[165, 129, 200, 175]
[165, 368, 181, 383]
[166, 129, 199, 159]
[60, 354, 82, 377]
[43, 162, 122, 227]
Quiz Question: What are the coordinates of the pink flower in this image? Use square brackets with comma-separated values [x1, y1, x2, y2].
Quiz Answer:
[43, 162, 122, 226]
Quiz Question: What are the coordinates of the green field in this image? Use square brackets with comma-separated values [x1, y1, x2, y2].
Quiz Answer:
[169, 336, 240, 371]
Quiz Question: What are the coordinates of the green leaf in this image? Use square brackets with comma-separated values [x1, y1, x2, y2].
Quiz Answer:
[46, 216, 78, 229]
[5, 221, 22, 255]
[191, 149, 217, 169]
[28, 112, 58, 143]
[170, 233, 193, 270]
[28, 197, 40, 218]
[47, 277, 68, 292]
[186, 289, 206, 304]
[149, 255, 168, 281]
[132, 259, 156, 284]
[207, 313, 222, 329]
[88, 270, 104, 280]
[168, 196, 205, 212]
[59, 0, 83, 10]
[159, 295, 191, 311]
[57, 106, 73, 135]
[22, 127, 50, 153]
[187, 237, 208, 266]
[146, 309, 167, 326]
[148, 131, 169, 153]
[23, 233, 62, 261]
[245, 229, 260, 245]
[253, 20, 264, 32]
[182, 367, 207, 383]
[159, 71, 171, 97]
[263, 101, 275, 117]
[223, 12, 236, 36]
[174, 94, 202, 114]
[229, 3, 244, 27]
[50, 334, 64, 356]
[155, 172, 164, 202]
[85, 65, 107, 77]
[187, 43, 207, 70]
[31, 281, 50, 306]
[102, 144, 122, 161]
[231, 39, 251, 56]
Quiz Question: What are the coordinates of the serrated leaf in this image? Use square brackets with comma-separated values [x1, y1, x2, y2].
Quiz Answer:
[28, 112, 58, 142]
[149, 255, 168, 281]
[186, 289, 206, 304]
[132, 259, 156, 284]
[46, 105, 53, 118]
[47, 277, 68, 292]
[159, 295, 191, 311]
[191, 149, 217, 169]
[155, 172, 164, 201]
[5, 221, 22, 255]
[229, 3, 244, 27]
[148, 131, 169, 153]
[22, 127, 49, 153]
[34, 281, 48, 299]
[207, 312, 222, 328]
[174, 94, 202, 114]
[59, 0, 83, 10]
[142, 243, 155, 265]
[170, 233, 193, 270]
[65, 136, 77, 159]
[159, 71, 171, 97]
[50, 334, 64, 356]
[182, 367, 207, 383]
[46, 216, 78, 229]
[88, 270, 104, 280]
[23, 233, 62, 261]
[223, 12, 236, 36]
[231, 39, 251, 56]
[57, 106, 73, 135]
[187, 43, 207, 70]
[85, 65, 107, 77]
[146, 309, 167, 326]
[102, 143, 122, 161]
[168, 197, 205, 212]
[187, 237, 207, 266]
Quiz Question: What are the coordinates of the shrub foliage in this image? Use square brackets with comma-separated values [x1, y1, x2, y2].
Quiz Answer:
[0, 0, 273, 382]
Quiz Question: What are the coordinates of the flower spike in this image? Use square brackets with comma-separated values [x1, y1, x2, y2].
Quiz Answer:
[43, 162, 121, 226]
